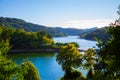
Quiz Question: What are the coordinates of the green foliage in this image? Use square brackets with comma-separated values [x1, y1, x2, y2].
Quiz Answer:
[84, 9, 120, 79]
[20, 61, 40, 80]
[56, 44, 82, 71]
[83, 48, 96, 69]
[0, 39, 10, 59]
[56, 44, 85, 80]
[0, 26, 55, 49]
[65, 42, 80, 48]
[0, 59, 19, 80]
[95, 25, 120, 79]
[0, 60, 40, 80]
[80, 27, 111, 41]
[84, 26, 120, 79]
[0, 39, 18, 80]
[0, 17, 67, 37]
[55, 42, 80, 48]
[60, 69, 85, 80]
[55, 42, 65, 47]
[0, 39, 40, 80]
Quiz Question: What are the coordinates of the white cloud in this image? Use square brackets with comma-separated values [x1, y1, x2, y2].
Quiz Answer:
[34, 19, 115, 29]
[59, 19, 115, 29]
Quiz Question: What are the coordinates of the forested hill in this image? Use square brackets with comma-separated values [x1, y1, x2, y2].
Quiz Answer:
[80, 27, 111, 41]
[0, 17, 97, 36]
[55, 27, 97, 35]
[0, 17, 66, 37]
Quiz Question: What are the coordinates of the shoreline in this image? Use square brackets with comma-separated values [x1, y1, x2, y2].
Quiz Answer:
[8, 48, 85, 53]
[8, 48, 60, 53]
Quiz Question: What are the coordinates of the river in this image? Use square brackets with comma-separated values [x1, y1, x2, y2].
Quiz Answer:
[8, 36, 97, 80]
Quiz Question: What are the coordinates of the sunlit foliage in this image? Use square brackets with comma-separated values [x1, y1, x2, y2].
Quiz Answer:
[0, 39, 40, 80]
[0, 59, 19, 80]
[56, 44, 85, 80]
[55, 42, 80, 48]
[20, 61, 40, 80]
[83, 48, 96, 69]
[0, 40, 18, 80]
[0, 39, 10, 59]
[0, 26, 54, 49]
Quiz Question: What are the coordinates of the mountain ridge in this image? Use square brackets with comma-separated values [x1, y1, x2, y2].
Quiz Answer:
[80, 27, 111, 41]
[0, 17, 98, 37]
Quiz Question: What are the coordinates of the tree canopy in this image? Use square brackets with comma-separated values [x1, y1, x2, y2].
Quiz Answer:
[0, 26, 54, 49]
[56, 44, 85, 80]
[0, 38, 40, 80]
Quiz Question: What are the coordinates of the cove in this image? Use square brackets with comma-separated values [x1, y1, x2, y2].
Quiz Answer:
[8, 36, 97, 80]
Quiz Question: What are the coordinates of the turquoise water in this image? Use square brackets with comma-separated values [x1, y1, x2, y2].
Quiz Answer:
[8, 53, 63, 80]
[8, 36, 97, 80]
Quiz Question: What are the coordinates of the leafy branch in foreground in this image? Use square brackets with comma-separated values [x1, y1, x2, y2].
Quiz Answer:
[0, 39, 40, 80]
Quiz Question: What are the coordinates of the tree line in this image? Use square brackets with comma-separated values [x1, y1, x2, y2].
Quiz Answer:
[0, 26, 54, 49]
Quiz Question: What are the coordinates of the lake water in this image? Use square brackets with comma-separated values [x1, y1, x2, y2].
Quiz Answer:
[8, 36, 97, 80]
[54, 36, 97, 50]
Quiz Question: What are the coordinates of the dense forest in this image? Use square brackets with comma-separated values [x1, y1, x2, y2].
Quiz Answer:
[80, 27, 111, 41]
[0, 26, 55, 49]
[0, 25, 80, 51]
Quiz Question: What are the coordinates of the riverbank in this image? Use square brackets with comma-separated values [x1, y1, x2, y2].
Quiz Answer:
[8, 48, 60, 53]
[8, 48, 85, 53]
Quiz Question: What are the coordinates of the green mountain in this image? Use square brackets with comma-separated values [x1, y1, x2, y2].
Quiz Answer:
[0, 17, 66, 37]
[80, 27, 111, 41]
[0, 17, 97, 37]
[55, 27, 97, 35]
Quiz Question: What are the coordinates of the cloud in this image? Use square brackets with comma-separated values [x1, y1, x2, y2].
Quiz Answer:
[35, 18, 115, 29]
[59, 19, 115, 29]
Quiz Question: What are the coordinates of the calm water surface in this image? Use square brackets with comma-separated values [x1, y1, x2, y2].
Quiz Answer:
[8, 36, 97, 80]
[54, 36, 97, 50]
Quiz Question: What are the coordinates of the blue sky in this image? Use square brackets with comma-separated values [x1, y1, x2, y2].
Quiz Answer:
[0, 0, 120, 29]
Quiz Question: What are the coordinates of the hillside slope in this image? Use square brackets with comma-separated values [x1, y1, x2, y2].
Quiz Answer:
[0, 17, 66, 37]
[55, 27, 97, 35]
[0, 17, 97, 37]
[80, 27, 111, 41]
